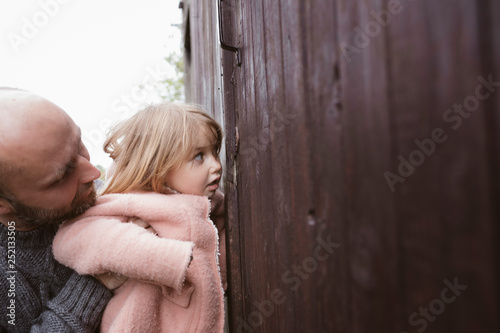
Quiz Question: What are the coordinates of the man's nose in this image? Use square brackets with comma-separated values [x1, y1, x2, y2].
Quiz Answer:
[77, 156, 101, 184]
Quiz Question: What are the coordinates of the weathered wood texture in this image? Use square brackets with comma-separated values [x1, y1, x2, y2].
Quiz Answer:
[182, 0, 224, 128]
[183, 0, 500, 332]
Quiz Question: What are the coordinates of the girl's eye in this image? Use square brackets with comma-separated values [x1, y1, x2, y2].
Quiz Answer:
[194, 153, 203, 161]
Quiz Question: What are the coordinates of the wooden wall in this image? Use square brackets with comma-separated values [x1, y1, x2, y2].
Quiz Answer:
[182, 0, 500, 332]
[182, 0, 224, 131]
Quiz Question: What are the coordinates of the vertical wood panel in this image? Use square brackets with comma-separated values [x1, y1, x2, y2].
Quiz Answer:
[385, 1, 498, 332]
[261, 0, 294, 332]
[187, 0, 223, 118]
[337, 0, 398, 331]
[218, 0, 245, 329]
[238, 1, 283, 332]
[184, 0, 500, 331]
[291, 2, 349, 332]
[486, 0, 500, 325]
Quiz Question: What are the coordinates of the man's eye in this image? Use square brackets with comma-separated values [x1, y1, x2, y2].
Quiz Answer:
[66, 162, 77, 173]
[58, 163, 76, 183]
[194, 153, 203, 161]
[55, 172, 69, 185]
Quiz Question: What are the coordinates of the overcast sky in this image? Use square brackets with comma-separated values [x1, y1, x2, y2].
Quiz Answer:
[0, 0, 183, 167]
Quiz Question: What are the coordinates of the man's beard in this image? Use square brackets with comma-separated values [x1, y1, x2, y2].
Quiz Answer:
[9, 183, 96, 229]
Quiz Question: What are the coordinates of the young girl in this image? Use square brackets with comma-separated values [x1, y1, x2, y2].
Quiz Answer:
[52, 103, 226, 333]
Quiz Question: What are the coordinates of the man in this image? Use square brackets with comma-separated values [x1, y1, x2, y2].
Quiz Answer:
[0, 88, 112, 332]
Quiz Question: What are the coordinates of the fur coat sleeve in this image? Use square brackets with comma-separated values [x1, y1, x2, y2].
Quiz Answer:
[52, 193, 197, 292]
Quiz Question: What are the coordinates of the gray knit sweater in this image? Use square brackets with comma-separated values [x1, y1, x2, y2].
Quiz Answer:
[0, 223, 112, 332]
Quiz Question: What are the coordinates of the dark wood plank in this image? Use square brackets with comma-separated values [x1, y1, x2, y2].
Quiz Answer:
[218, 0, 246, 330]
[185, 0, 500, 331]
[485, 0, 500, 327]
[385, 0, 498, 332]
[236, 0, 284, 332]
[229, 0, 262, 331]
[298, 1, 349, 331]
[337, 0, 399, 331]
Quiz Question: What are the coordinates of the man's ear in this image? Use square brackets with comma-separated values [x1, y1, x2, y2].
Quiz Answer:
[0, 199, 14, 215]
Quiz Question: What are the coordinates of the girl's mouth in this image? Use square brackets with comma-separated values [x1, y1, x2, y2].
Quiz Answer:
[207, 178, 220, 190]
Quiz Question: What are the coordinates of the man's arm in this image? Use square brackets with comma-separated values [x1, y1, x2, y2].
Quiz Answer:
[30, 273, 111, 333]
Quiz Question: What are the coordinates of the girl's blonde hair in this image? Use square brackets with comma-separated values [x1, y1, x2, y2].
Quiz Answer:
[101, 102, 223, 195]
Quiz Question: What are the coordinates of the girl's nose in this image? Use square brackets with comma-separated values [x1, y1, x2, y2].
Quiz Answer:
[210, 156, 222, 174]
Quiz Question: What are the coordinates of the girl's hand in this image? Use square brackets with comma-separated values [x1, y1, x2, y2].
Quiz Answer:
[128, 217, 157, 235]
[95, 272, 128, 290]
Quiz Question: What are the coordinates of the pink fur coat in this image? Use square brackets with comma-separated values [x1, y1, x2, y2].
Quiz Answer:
[52, 190, 226, 333]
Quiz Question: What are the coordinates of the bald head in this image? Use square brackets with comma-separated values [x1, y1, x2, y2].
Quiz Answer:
[0, 90, 41, 195]
[0, 90, 70, 146]
[0, 91, 72, 190]
[0, 90, 101, 229]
